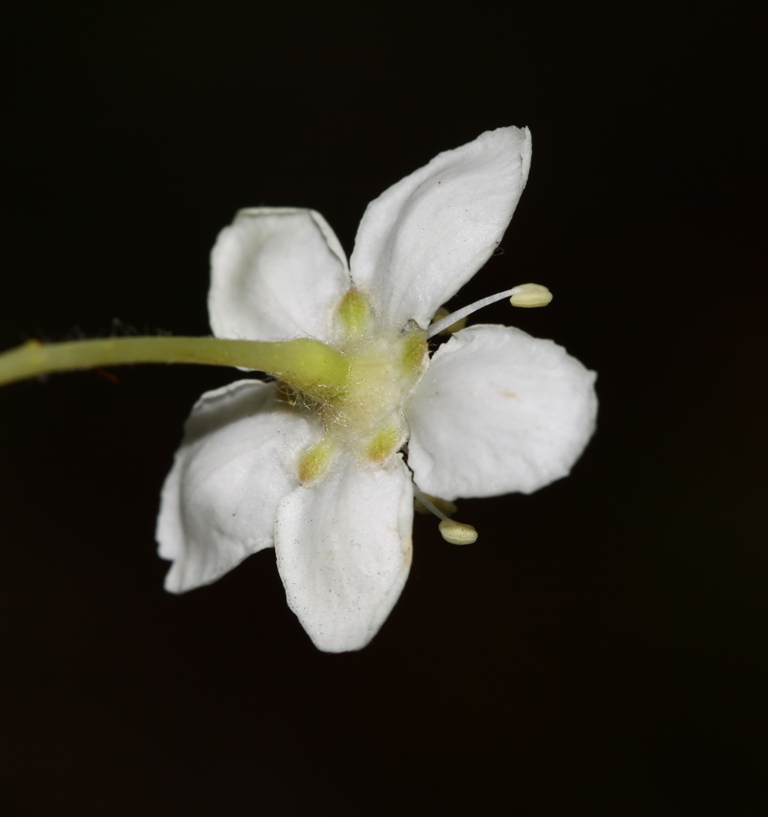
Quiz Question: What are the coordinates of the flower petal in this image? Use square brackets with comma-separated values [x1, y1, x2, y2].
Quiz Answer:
[406, 325, 597, 500]
[274, 453, 413, 652]
[209, 208, 350, 342]
[157, 380, 315, 593]
[349, 127, 532, 331]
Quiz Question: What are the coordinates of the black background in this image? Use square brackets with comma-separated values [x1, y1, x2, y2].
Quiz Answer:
[1, 1, 765, 814]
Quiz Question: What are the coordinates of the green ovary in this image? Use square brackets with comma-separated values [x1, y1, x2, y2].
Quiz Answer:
[311, 293, 429, 467]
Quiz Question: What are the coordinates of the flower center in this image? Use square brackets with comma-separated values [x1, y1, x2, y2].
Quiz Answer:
[294, 290, 428, 483]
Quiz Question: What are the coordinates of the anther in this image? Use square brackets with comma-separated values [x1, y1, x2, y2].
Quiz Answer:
[413, 485, 478, 546]
[427, 282, 552, 339]
[438, 520, 478, 546]
[509, 283, 553, 308]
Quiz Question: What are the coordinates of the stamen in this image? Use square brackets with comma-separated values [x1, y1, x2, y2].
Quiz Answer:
[438, 520, 479, 546]
[427, 283, 553, 339]
[413, 485, 478, 545]
[415, 494, 458, 517]
[430, 307, 467, 336]
[509, 283, 553, 308]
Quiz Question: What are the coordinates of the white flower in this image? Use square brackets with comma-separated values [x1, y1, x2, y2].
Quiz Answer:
[156, 127, 597, 652]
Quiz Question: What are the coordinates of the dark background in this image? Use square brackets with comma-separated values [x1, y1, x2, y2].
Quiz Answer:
[1, 1, 765, 814]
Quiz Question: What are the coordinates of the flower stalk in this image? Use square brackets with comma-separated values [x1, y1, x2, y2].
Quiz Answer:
[0, 336, 350, 397]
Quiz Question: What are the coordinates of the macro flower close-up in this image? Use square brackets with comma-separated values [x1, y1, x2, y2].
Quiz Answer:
[156, 126, 598, 652]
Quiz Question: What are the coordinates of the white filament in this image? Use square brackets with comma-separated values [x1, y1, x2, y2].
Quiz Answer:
[427, 287, 520, 339]
[412, 484, 452, 522]
[413, 484, 478, 545]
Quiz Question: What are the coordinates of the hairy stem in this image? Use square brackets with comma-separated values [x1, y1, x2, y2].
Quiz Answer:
[0, 336, 349, 396]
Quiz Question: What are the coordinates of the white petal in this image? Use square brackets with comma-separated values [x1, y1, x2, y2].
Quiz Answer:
[157, 380, 315, 592]
[209, 208, 350, 342]
[274, 453, 413, 652]
[406, 325, 597, 500]
[349, 127, 532, 331]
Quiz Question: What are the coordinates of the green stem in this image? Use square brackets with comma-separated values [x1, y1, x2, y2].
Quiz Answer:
[0, 336, 350, 396]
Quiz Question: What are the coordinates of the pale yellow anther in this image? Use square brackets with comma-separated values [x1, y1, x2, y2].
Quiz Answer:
[438, 520, 478, 545]
[432, 307, 467, 336]
[509, 283, 553, 308]
[427, 283, 554, 338]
